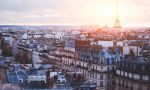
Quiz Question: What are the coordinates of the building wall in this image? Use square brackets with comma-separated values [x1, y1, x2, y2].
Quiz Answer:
[16, 46, 32, 64]
[1, 37, 12, 56]
[115, 77, 150, 90]
[61, 61, 115, 90]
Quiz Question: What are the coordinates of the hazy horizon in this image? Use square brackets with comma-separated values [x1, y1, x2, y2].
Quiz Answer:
[0, 0, 150, 27]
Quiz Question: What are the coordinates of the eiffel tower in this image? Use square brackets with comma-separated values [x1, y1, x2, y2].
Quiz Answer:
[113, 0, 121, 31]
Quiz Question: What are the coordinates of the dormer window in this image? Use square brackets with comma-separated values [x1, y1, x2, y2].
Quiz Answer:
[101, 51, 105, 56]
[106, 58, 110, 65]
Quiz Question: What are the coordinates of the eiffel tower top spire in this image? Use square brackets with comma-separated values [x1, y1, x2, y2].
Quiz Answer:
[113, 0, 121, 30]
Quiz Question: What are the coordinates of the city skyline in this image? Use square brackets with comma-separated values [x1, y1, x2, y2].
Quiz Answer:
[0, 0, 150, 27]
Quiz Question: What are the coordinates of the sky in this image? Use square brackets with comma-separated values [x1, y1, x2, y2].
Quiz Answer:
[0, 0, 150, 27]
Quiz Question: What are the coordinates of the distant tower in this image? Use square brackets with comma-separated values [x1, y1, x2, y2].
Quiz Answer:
[113, 0, 121, 31]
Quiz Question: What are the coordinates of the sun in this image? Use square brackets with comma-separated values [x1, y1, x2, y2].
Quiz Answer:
[82, 1, 130, 26]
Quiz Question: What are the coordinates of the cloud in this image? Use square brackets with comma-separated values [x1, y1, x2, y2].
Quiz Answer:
[0, 0, 149, 26]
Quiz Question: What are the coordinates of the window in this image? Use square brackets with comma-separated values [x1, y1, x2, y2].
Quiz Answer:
[101, 51, 105, 56]
[118, 79, 121, 86]
[101, 60, 104, 64]
[130, 64, 132, 69]
[92, 65, 94, 70]
[96, 66, 97, 71]
[138, 88, 142, 90]
[122, 63, 124, 67]
[92, 73, 94, 78]
[107, 81, 109, 86]
[111, 58, 114, 64]
[108, 67, 109, 71]
[134, 64, 136, 69]
[95, 73, 97, 79]
[107, 74, 110, 79]
[112, 66, 114, 70]
[138, 85, 142, 90]
[148, 86, 150, 90]
[100, 81, 103, 87]
[125, 81, 128, 88]
[142, 65, 145, 70]
[107, 58, 110, 65]
[130, 83, 133, 90]
[122, 80, 124, 86]
[100, 74, 103, 80]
